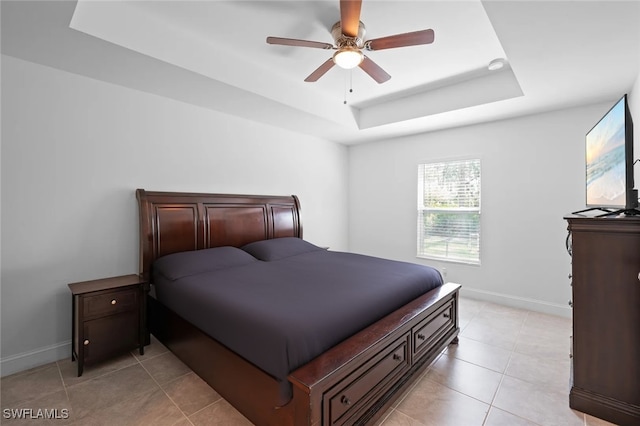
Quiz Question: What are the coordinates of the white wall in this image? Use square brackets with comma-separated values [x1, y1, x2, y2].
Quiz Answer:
[0, 55, 349, 375]
[348, 103, 617, 316]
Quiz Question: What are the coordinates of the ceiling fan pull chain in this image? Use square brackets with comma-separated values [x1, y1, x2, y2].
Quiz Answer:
[343, 70, 354, 105]
[343, 72, 348, 104]
[350, 69, 354, 94]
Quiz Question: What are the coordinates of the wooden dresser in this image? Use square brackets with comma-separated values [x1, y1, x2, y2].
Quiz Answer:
[69, 274, 148, 376]
[565, 215, 640, 426]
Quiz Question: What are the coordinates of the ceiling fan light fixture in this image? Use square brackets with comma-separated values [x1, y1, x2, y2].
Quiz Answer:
[333, 47, 364, 69]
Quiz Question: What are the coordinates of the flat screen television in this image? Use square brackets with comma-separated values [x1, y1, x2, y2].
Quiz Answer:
[582, 94, 638, 215]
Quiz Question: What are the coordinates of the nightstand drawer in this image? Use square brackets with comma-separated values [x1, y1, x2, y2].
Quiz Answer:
[83, 288, 138, 318]
[83, 312, 139, 363]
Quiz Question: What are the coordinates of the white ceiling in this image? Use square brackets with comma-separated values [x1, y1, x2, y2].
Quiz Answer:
[2, 1, 640, 145]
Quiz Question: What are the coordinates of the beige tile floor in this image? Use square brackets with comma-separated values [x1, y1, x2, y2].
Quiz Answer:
[0, 297, 618, 426]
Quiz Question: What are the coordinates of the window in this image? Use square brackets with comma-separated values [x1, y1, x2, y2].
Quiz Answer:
[417, 159, 481, 264]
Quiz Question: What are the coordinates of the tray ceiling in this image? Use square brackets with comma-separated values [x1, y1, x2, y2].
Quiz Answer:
[2, 1, 639, 144]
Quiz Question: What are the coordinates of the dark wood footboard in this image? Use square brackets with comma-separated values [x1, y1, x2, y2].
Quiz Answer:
[149, 282, 460, 426]
[289, 282, 460, 426]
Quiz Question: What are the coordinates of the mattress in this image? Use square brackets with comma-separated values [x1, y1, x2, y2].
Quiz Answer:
[152, 238, 443, 398]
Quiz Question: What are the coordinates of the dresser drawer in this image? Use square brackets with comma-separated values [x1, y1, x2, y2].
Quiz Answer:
[325, 333, 410, 425]
[83, 288, 138, 318]
[412, 300, 454, 356]
[83, 312, 139, 363]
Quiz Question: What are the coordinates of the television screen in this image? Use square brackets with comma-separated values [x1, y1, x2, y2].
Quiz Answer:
[585, 95, 633, 208]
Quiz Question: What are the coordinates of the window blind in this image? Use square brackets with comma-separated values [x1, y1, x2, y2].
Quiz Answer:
[417, 159, 481, 264]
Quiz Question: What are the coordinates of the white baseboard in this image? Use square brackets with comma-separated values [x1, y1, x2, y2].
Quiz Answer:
[1, 341, 71, 377]
[459, 286, 572, 318]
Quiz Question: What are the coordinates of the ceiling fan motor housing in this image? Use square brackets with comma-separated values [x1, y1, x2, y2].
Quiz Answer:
[331, 21, 366, 49]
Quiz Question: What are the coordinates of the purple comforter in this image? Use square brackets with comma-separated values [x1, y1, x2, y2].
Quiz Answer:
[152, 238, 443, 401]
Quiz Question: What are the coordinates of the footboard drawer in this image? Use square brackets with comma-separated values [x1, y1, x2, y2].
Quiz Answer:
[412, 300, 455, 356]
[324, 332, 411, 425]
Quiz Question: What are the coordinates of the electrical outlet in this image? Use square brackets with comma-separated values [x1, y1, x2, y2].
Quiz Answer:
[442, 267, 447, 278]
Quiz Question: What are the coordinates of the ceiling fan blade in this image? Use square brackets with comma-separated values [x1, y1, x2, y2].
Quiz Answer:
[365, 29, 435, 51]
[267, 37, 334, 50]
[340, 0, 362, 38]
[359, 56, 391, 84]
[305, 58, 336, 82]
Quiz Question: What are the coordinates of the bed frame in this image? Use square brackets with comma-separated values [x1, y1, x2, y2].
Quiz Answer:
[137, 189, 460, 426]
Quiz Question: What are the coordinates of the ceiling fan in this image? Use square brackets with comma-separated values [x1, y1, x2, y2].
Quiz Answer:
[266, 0, 434, 84]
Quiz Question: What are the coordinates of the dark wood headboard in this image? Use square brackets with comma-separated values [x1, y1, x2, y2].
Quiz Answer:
[136, 189, 302, 281]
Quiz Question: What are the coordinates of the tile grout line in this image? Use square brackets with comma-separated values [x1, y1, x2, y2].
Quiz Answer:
[470, 305, 545, 426]
[59, 354, 139, 390]
[484, 308, 572, 426]
[379, 350, 445, 426]
[138, 355, 198, 425]
[60, 347, 184, 423]
[426, 301, 505, 425]
[135, 340, 200, 424]
[1, 363, 71, 410]
[485, 308, 525, 422]
[55, 360, 71, 403]
[186, 398, 226, 421]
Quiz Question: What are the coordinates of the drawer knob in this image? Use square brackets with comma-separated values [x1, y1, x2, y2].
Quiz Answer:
[83, 340, 90, 346]
[443, 313, 450, 318]
[340, 395, 351, 406]
[417, 333, 426, 340]
[111, 299, 117, 305]
[392, 353, 402, 361]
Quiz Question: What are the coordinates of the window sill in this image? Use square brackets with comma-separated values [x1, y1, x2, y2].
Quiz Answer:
[416, 255, 481, 266]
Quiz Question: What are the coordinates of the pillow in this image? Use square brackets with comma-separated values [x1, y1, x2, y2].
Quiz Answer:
[153, 246, 258, 281]
[241, 237, 324, 261]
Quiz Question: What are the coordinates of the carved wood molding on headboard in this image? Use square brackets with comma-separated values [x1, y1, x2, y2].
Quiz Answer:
[136, 189, 302, 281]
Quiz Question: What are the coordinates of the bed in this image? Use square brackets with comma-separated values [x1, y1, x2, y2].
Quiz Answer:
[137, 189, 460, 426]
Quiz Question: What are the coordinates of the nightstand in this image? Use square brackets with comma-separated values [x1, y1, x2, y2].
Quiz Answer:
[68, 274, 148, 376]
